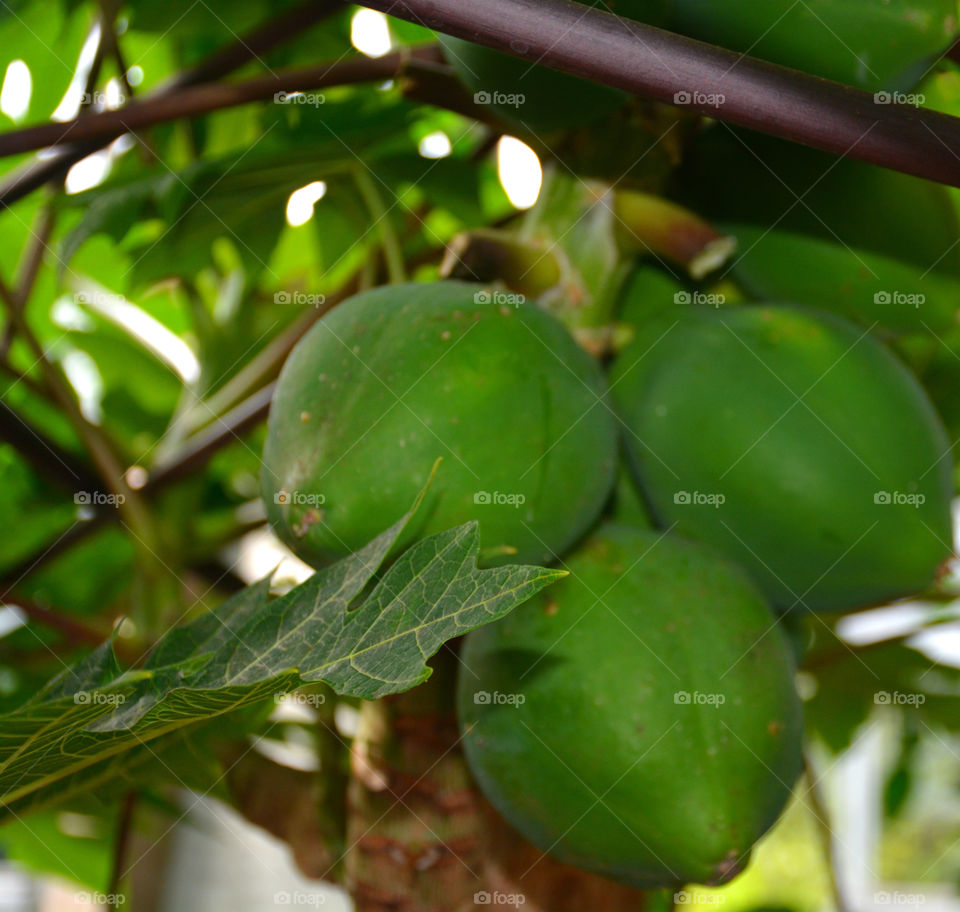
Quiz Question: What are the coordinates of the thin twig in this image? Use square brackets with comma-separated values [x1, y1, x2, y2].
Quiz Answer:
[146, 383, 275, 492]
[107, 791, 137, 911]
[7, 595, 107, 647]
[0, 516, 107, 596]
[0, 399, 101, 493]
[0, 0, 347, 210]
[2, 202, 57, 357]
[0, 280, 154, 546]
[0, 47, 443, 159]
[803, 753, 849, 912]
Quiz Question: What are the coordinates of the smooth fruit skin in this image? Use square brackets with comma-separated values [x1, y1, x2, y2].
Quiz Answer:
[457, 523, 803, 888]
[262, 281, 617, 567]
[610, 306, 954, 613]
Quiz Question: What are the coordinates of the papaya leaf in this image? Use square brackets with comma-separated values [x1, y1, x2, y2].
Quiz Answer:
[0, 498, 564, 822]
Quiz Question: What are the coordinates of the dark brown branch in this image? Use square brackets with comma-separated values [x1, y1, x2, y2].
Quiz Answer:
[146, 382, 275, 493]
[0, 400, 101, 492]
[0, 515, 108, 596]
[0, 356, 51, 401]
[165, 0, 345, 91]
[1, 202, 57, 357]
[0, 47, 443, 159]
[7, 595, 107, 646]
[359, 0, 960, 188]
[0, 0, 346, 210]
[108, 791, 137, 910]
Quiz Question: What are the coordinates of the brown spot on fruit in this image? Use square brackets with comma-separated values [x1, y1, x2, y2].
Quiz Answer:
[708, 850, 743, 885]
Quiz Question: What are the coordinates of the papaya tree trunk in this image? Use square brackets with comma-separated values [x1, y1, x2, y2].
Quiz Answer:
[344, 651, 653, 911]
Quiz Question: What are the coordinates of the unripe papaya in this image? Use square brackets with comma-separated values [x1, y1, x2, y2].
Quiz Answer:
[458, 523, 803, 888]
[673, 129, 960, 334]
[262, 281, 617, 566]
[610, 305, 954, 612]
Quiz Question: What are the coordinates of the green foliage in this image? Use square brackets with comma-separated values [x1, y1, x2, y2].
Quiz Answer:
[0, 0, 959, 900]
[0, 492, 563, 821]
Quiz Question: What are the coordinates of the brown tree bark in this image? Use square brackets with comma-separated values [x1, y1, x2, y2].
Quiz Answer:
[342, 651, 653, 912]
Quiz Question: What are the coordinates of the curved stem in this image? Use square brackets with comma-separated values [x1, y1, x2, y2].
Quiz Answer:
[0, 0, 347, 210]
[353, 166, 407, 285]
[803, 751, 848, 912]
[0, 48, 442, 160]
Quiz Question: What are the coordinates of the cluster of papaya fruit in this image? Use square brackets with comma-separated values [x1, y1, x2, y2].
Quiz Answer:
[261, 0, 959, 891]
[262, 275, 954, 887]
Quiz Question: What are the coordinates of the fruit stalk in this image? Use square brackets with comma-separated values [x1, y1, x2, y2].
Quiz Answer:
[440, 230, 563, 298]
[357, 0, 960, 188]
[614, 191, 736, 279]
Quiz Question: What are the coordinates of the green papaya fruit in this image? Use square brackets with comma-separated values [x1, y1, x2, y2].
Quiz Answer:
[610, 305, 954, 612]
[724, 228, 960, 335]
[458, 523, 803, 888]
[673, 128, 960, 333]
[668, 0, 954, 90]
[262, 281, 617, 566]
